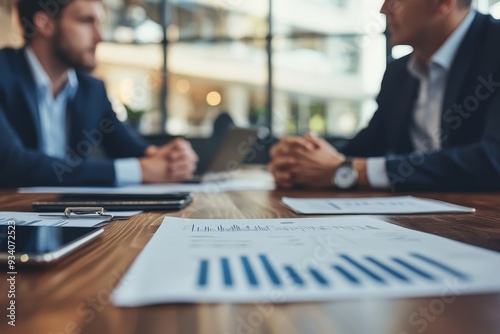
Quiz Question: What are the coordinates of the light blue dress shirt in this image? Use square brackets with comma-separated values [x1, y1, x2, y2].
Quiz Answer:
[366, 10, 476, 189]
[25, 48, 142, 186]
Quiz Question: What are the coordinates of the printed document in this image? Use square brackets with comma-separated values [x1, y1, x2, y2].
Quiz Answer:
[112, 216, 500, 306]
[18, 178, 274, 194]
[0, 211, 138, 228]
[281, 196, 474, 215]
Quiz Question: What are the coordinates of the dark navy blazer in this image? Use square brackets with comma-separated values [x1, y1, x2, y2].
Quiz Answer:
[0, 48, 148, 187]
[342, 13, 500, 191]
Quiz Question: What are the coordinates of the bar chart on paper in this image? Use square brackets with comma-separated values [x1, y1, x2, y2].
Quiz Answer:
[112, 217, 500, 306]
[195, 252, 469, 290]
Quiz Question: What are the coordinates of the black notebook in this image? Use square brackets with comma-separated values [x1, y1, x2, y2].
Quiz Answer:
[32, 192, 193, 211]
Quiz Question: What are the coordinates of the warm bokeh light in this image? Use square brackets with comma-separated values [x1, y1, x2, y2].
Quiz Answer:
[118, 78, 134, 104]
[176, 79, 191, 93]
[338, 112, 357, 134]
[206, 91, 222, 106]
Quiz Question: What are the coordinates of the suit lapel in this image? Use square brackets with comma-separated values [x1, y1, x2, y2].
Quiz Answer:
[441, 13, 485, 146]
[17, 49, 43, 148]
[66, 79, 89, 151]
[66, 94, 83, 150]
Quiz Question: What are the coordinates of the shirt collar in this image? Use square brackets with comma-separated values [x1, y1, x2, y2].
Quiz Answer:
[24, 46, 79, 99]
[408, 9, 476, 78]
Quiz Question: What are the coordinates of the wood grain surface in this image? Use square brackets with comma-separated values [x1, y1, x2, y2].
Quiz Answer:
[1, 189, 500, 334]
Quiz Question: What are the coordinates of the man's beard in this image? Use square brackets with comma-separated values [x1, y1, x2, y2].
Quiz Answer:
[52, 28, 95, 72]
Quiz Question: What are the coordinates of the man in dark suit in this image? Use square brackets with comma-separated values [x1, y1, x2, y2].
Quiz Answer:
[268, 0, 500, 191]
[0, 0, 198, 187]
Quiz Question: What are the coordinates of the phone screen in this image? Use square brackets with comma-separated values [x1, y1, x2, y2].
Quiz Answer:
[0, 225, 103, 264]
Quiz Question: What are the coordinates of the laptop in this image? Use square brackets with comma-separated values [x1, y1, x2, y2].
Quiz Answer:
[187, 126, 260, 183]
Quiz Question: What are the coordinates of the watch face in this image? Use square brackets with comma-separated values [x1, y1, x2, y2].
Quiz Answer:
[334, 165, 358, 189]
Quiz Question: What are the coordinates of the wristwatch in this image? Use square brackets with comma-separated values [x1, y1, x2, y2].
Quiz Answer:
[333, 159, 359, 189]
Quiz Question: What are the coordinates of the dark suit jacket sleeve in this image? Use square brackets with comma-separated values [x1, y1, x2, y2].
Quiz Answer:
[385, 94, 500, 191]
[0, 102, 118, 187]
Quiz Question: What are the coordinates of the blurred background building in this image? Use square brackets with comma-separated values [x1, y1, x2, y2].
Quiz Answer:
[1, 0, 499, 139]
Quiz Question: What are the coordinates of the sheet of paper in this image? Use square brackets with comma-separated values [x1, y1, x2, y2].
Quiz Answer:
[112, 216, 500, 306]
[18, 184, 204, 194]
[281, 196, 474, 215]
[0, 211, 139, 228]
[18, 168, 275, 194]
[18, 174, 274, 194]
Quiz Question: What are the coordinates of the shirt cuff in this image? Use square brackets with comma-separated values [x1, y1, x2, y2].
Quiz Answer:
[366, 157, 390, 189]
[114, 158, 142, 186]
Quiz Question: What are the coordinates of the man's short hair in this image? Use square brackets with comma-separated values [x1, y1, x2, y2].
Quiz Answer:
[16, 0, 74, 42]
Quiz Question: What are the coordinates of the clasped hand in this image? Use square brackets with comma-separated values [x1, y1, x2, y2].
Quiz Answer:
[268, 134, 345, 188]
[140, 138, 198, 183]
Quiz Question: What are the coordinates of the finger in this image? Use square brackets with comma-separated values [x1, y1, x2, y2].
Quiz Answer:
[166, 150, 185, 161]
[167, 141, 197, 159]
[168, 159, 197, 175]
[275, 180, 294, 189]
[269, 156, 297, 171]
[144, 145, 159, 157]
[168, 164, 196, 181]
[291, 148, 320, 161]
[155, 142, 176, 157]
[171, 138, 194, 153]
[167, 149, 199, 163]
[270, 142, 290, 158]
[281, 136, 316, 151]
[269, 164, 293, 185]
[270, 137, 312, 157]
[303, 133, 322, 148]
[267, 162, 277, 173]
[274, 170, 292, 183]
[156, 137, 189, 156]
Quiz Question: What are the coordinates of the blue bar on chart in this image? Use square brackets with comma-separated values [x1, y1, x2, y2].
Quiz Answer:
[327, 202, 342, 210]
[391, 257, 436, 281]
[193, 225, 273, 232]
[332, 265, 361, 285]
[259, 254, 282, 286]
[340, 254, 386, 284]
[365, 256, 410, 282]
[284, 266, 305, 286]
[309, 268, 329, 286]
[190, 224, 381, 233]
[198, 259, 209, 287]
[410, 253, 469, 281]
[221, 258, 234, 287]
[241, 256, 259, 287]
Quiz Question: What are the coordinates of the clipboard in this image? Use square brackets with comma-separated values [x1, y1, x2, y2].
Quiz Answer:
[32, 192, 193, 211]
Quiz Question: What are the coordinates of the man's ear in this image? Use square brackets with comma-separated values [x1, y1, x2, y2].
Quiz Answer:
[437, 0, 458, 15]
[33, 11, 56, 39]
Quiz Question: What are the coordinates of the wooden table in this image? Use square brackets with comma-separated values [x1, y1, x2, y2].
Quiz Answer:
[1, 189, 500, 334]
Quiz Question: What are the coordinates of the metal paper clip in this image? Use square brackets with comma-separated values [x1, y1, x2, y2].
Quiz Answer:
[63, 207, 111, 218]
[40, 207, 129, 221]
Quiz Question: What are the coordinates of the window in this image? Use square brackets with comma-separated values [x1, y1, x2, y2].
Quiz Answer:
[97, 0, 388, 137]
[3, 1, 500, 138]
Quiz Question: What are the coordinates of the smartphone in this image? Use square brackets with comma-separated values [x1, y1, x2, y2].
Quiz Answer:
[0, 225, 103, 266]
